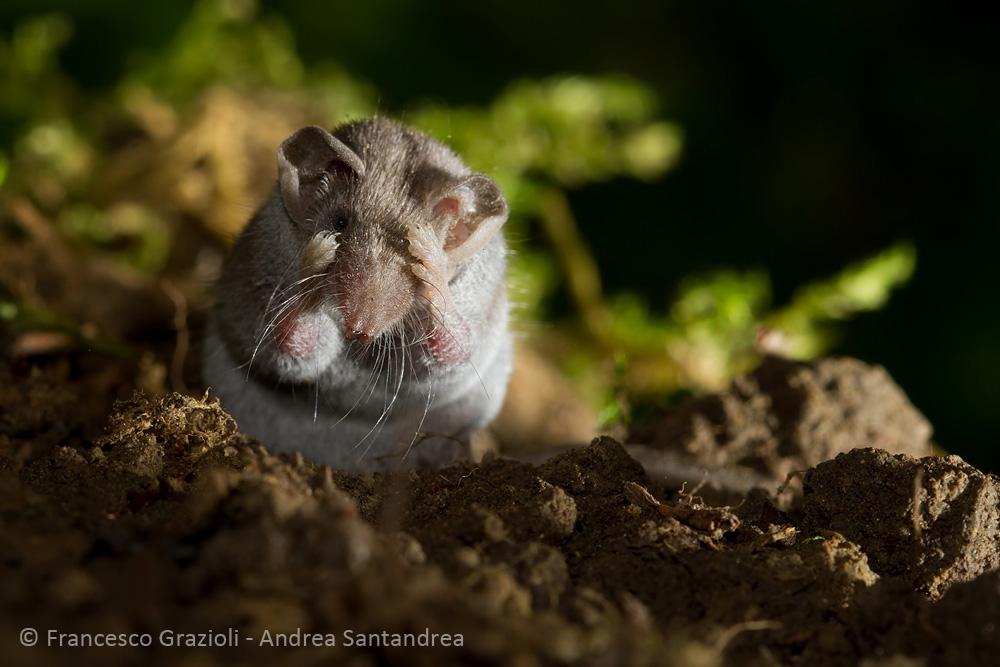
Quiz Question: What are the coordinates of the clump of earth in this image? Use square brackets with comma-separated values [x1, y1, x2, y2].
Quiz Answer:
[1, 353, 997, 666]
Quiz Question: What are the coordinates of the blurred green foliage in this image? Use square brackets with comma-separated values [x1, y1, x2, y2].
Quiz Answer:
[121, 0, 373, 118]
[58, 203, 171, 274]
[0, 0, 915, 421]
[0, 13, 73, 122]
[767, 242, 916, 359]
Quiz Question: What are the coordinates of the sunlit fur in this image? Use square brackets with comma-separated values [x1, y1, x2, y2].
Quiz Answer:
[203, 118, 512, 471]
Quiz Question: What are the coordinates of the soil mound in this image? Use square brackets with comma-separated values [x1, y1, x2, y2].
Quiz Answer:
[1, 356, 996, 666]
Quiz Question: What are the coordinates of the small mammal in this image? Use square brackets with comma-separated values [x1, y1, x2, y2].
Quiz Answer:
[203, 118, 513, 471]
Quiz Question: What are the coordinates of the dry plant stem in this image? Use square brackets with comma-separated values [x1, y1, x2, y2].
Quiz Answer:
[713, 620, 783, 652]
[535, 189, 689, 399]
[623, 481, 741, 535]
[160, 278, 190, 394]
[537, 187, 613, 343]
[3, 197, 137, 360]
[5, 197, 74, 271]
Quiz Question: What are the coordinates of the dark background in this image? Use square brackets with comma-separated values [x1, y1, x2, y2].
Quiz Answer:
[3, 0, 998, 470]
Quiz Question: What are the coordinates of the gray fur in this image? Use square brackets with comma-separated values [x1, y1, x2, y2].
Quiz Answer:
[204, 118, 512, 471]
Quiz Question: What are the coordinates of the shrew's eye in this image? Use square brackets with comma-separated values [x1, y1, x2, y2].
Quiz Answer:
[333, 218, 348, 233]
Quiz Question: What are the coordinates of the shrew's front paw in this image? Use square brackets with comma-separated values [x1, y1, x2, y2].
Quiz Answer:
[270, 307, 343, 381]
[407, 225, 471, 366]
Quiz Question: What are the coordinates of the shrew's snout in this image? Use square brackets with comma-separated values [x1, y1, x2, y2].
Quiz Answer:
[343, 321, 372, 344]
[335, 245, 416, 345]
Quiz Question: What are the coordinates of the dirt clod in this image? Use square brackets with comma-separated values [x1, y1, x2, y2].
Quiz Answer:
[633, 356, 934, 481]
[801, 447, 1000, 598]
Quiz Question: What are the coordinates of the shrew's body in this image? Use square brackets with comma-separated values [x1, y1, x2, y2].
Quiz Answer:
[203, 119, 512, 470]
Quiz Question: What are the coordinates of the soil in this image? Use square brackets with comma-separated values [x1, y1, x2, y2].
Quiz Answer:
[2, 348, 998, 667]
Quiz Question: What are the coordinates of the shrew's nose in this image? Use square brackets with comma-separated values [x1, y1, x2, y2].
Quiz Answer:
[344, 322, 372, 345]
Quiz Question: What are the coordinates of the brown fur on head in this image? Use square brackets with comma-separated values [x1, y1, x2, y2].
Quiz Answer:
[277, 120, 508, 348]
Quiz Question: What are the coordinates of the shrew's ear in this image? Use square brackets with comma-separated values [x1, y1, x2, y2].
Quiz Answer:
[277, 126, 365, 224]
[432, 174, 508, 264]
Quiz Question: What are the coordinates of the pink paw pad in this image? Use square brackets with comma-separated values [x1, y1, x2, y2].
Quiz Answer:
[275, 306, 319, 358]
